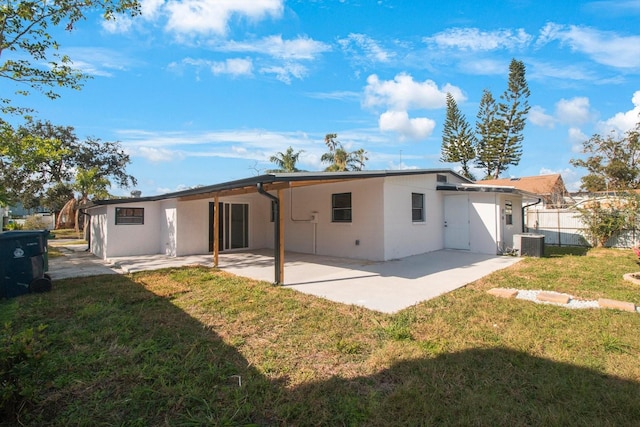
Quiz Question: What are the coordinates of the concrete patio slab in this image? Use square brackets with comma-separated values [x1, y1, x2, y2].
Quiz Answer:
[49, 246, 522, 313]
[217, 249, 522, 313]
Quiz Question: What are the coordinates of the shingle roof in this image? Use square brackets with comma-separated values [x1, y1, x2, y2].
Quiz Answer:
[476, 174, 563, 195]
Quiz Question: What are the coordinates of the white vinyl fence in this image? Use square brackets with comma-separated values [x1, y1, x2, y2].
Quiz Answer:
[525, 209, 639, 248]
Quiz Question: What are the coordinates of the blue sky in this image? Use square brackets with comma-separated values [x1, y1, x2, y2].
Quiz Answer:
[5, 0, 640, 196]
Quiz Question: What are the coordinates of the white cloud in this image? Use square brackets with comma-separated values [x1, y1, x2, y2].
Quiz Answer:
[140, 0, 165, 19]
[137, 146, 186, 162]
[568, 127, 589, 152]
[63, 47, 136, 76]
[211, 58, 253, 76]
[363, 73, 465, 111]
[527, 60, 596, 82]
[599, 90, 640, 133]
[555, 97, 592, 125]
[529, 106, 556, 128]
[338, 33, 395, 63]
[215, 35, 331, 60]
[462, 59, 509, 75]
[536, 22, 640, 69]
[260, 62, 307, 83]
[168, 57, 253, 78]
[379, 110, 435, 140]
[101, 15, 135, 33]
[165, 0, 283, 35]
[425, 27, 533, 51]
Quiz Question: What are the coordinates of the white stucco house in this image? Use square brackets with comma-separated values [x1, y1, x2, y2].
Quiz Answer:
[84, 170, 536, 282]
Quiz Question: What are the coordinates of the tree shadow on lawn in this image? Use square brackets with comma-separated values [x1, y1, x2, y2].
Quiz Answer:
[287, 347, 640, 426]
[6, 273, 640, 426]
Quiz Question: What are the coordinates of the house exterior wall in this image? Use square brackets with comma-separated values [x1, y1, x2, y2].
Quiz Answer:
[89, 206, 108, 259]
[90, 201, 163, 258]
[274, 179, 385, 260]
[160, 200, 177, 256]
[383, 174, 445, 260]
[469, 194, 500, 254]
[87, 171, 525, 260]
[466, 193, 523, 254]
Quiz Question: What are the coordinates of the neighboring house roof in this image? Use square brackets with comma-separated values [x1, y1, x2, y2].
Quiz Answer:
[87, 169, 475, 206]
[476, 174, 573, 207]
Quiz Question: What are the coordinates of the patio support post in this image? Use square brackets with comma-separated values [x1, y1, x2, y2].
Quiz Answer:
[278, 189, 285, 283]
[257, 183, 282, 285]
[213, 194, 219, 267]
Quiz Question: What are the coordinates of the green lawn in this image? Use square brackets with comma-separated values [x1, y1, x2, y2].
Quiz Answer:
[2, 247, 639, 426]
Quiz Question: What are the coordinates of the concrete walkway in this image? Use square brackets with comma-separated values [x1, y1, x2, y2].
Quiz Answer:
[48, 244, 522, 313]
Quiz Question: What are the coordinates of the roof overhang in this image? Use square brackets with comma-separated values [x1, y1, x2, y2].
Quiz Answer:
[437, 183, 540, 201]
[85, 169, 471, 208]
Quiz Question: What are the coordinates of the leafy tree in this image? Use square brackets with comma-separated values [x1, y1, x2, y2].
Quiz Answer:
[474, 89, 502, 179]
[321, 133, 368, 172]
[41, 182, 75, 214]
[0, 119, 136, 209]
[0, 0, 140, 114]
[267, 146, 304, 172]
[570, 122, 640, 192]
[441, 93, 477, 180]
[474, 59, 530, 179]
[577, 193, 640, 247]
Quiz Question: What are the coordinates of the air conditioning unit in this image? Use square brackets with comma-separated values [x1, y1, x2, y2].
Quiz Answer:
[513, 234, 545, 257]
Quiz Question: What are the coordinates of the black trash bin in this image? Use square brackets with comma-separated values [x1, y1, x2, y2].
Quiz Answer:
[0, 230, 52, 298]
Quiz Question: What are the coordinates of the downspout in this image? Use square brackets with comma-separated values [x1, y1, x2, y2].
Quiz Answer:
[257, 183, 281, 284]
[522, 198, 542, 232]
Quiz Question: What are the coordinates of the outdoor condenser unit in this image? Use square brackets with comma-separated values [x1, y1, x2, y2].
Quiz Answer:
[513, 234, 545, 257]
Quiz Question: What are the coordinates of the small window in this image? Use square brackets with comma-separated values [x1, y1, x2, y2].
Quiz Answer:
[115, 207, 144, 225]
[436, 174, 447, 183]
[412, 193, 425, 222]
[332, 192, 352, 223]
[505, 200, 513, 225]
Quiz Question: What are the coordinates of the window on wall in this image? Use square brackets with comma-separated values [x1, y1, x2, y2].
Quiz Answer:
[332, 192, 352, 222]
[115, 207, 144, 225]
[412, 193, 425, 222]
[505, 200, 513, 225]
[436, 174, 447, 183]
[270, 200, 276, 223]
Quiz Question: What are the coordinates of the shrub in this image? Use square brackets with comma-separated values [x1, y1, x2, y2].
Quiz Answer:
[23, 215, 49, 230]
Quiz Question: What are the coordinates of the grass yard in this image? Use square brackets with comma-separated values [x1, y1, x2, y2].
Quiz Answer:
[1, 247, 640, 426]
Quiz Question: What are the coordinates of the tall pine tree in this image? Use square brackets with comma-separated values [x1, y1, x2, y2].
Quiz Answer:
[493, 58, 530, 178]
[441, 93, 477, 180]
[474, 59, 530, 179]
[474, 89, 502, 179]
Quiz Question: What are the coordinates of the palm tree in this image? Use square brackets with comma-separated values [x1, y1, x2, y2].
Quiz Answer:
[321, 133, 368, 172]
[267, 146, 304, 172]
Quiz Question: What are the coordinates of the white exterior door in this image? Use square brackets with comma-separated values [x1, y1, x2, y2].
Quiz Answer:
[444, 195, 470, 250]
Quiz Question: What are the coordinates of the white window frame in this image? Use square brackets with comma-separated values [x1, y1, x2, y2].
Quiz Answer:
[412, 193, 425, 222]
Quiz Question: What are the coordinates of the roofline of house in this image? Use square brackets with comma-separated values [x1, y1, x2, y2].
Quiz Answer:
[437, 183, 540, 200]
[85, 169, 472, 207]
